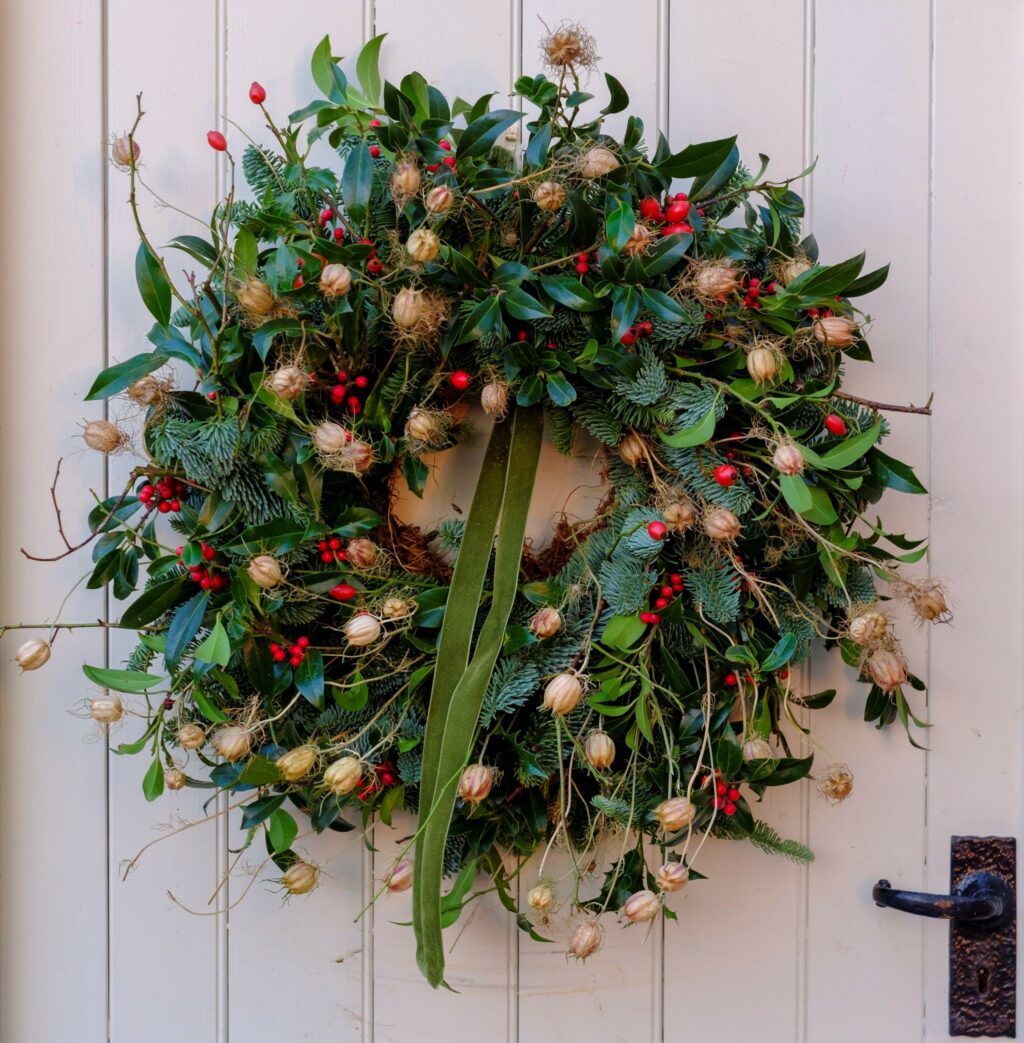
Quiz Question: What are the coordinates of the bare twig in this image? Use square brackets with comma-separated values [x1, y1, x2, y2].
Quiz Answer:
[833, 390, 933, 416]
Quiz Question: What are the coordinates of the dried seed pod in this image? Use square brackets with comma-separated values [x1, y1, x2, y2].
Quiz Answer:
[381, 597, 416, 620]
[268, 365, 308, 401]
[580, 146, 620, 178]
[277, 746, 317, 782]
[314, 422, 349, 454]
[584, 730, 616, 770]
[654, 795, 696, 833]
[695, 265, 737, 299]
[127, 374, 169, 407]
[247, 554, 283, 589]
[532, 181, 566, 211]
[813, 315, 857, 349]
[543, 672, 583, 715]
[568, 920, 604, 960]
[909, 582, 951, 623]
[541, 22, 596, 70]
[704, 508, 741, 542]
[746, 346, 780, 384]
[663, 498, 697, 533]
[781, 257, 812, 284]
[742, 738, 773, 762]
[406, 228, 440, 262]
[178, 723, 206, 750]
[457, 763, 495, 804]
[481, 380, 509, 419]
[391, 160, 422, 197]
[656, 863, 690, 893]
[83, 420, 127, 454]
[621, 223, 655, 256]
[346, 538, 379, 569]
[618, 432, 647, 468]
[14, 639, 50, 671]
[848, 610, 889, 646]
[393, 288, 427, 328]
[383, 860, 414, 893]
[865, 648, 907, 692]
[530, 607, 562, 639]
[323, 755, 362, 795]
[773, 441, 806, 476]
[343, 613, 382, 648]
[212, 725, 251, 762]
[527, 884, 554, 913]
[282, 861, 318, 895]
[623, 889, 660, 923]
[236, 277, 276, 317]
[404, 407, 446, 446]
[319, 263, 352, 298]
[111, 135, 140, 169]
[165, 768, 187, 791]
[89, 695, 123, 724]
[818, 763, 854, 804]
[424, 184, 454, 214]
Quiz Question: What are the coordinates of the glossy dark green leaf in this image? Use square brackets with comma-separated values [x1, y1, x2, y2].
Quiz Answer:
[545, 372, 576, 406]
[142, 758, 164, 802]
[120, 576, 186, 629]
[295, 649, 325, 708]
[842, 263, 890, 297]
[165, 591, 210, 667]
[169, 235, 218, 267]
[869, 448, 928, 494]
[502, 286, 551, 320]
[458, 109, 521, 159]
[539, 276, 601, 312]
[342, 142, 374, 222]
[355, 33, 386, 103]
[657, 136, 737, 179]
[601, 73, 629, 115]
[85, 351, 168, 400]
[135, 243, 172, 327]
[82, 665, 166, 692]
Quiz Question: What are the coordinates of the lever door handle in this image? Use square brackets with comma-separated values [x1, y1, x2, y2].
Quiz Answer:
[872, 871, 1013, 930]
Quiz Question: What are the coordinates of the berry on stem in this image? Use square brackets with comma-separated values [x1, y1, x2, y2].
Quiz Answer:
[249, 82, 266, 104]
[207, 130, 227, 151]
[647, 520, 668, 540]
[450, 370, 471, 391]
[825, 413, 848, 436]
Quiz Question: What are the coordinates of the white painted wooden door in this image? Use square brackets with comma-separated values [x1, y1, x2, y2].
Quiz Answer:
[1, 2, 1021, 1040]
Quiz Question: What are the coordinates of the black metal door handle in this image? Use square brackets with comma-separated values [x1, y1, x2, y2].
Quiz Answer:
[873, 871, 1013, 930]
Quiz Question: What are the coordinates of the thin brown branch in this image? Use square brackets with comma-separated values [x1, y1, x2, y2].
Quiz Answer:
[833, 390, 933, 416]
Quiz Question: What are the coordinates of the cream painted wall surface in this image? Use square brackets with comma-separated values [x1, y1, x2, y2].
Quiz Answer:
[1, 2, 1021, 1041]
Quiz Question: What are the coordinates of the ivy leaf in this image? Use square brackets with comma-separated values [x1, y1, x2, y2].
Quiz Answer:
[342, 142, 374, 222]
[135, 243, 172, 327]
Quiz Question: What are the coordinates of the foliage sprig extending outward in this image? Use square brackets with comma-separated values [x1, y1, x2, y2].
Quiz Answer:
[9, 25, 948, 986]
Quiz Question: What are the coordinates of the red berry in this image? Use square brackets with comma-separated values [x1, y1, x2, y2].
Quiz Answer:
[297, 636, 310, 649]
[321, 551, 334, 563]
[516, 330, 528, 341]
[716, 782, 727, 796]
[660, 585, 674, 598]
[712, 464, 738, 487]
[331, 386, 346, 403]
[723, 803, 736, 816]
[354, 375, 369, 389]
[673, 192, 688, 202]
[318, 540, 328, 550]
[272, 649, 286, 662]
[575, 262, 589, 275]
[348, 399, 362, 416]
[442, 156, 456, 168]
[728, 787, 740, 801]
[200, 577, 212, 589]
[319, 207, 333, 225]
[269, 643, 280, 653]
[333, 226, 345, 242]
[290, 655, 303, 668]
[158, 501, 171, 513]
[824, 413, 848, 436]
[778, 668, 790, 680]
[163, 697, 175, 710]
[654, 597, 670, 610]
[669, 573, 683, 585]
[367, 258, 384, 274]
[661, 223, 692, 236]
[648, 613, 661, 625]
[140, 484, 154, 497]
[646, 520, 668, 540]
[724, 673, 737, 686]
[330, 583, 357, 602]
[369, 145, 381, 158]
[665, 199, 692, 222]
[207, 130, 227, 151]
[450, 370, 471, 391]
[249, 82, 266, 104]
[427, 163, 440, 173]
[439, 139, 452, 151]
[380, 771, 397, 786]
[369, 118, 382, 128]
[328, 537, 342, 551]
[202, 544, 215, 561]
[189, 570, 203, 583]
[210, 574, 227, 592]
[621, 331, 638, 346]
[639, 197, 663, 221]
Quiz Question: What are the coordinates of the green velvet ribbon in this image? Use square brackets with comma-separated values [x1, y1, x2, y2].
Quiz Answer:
[412, 404, 543, 987]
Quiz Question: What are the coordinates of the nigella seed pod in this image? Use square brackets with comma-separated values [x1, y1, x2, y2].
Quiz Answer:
[910, 582, 951, 624]
[529, 607, 562, 639]
[212, 725, 250, 762]
[543, 672, 583, 715]
[818, 763, 854, 804]
[406, 228, 441, 263]
[848, 610, 889, 646]
[458, 763, 495, 804]
[580, 146, 620, 178]
[14, 638, 50, 671]
[704, 508, 741, 542]
[177, 723, 206, 750]
[319, 263, 352, 298]
[584, 730, 616, 770]
[656, 863, 690, 893]
[390, 160, 422, 197]
[621, 223, 655, 256]
[773, 441, 806, 476]
[695, 265, 737, 298]
[865, 648, 907, 692]
[527, 884, 554, 913]
[654, 796, 696, 833]
[618, 431, 647, 468]
[781, 257, 812, 284]
[381, 597, 416, 620]
[346, 538, 379, 569]
[532, 181, 566, 212]
[343, 613, 382, 648]
[742, 738, 773, 762]
[236, 277, 276, 317]
[746, 347, 780, 384]
[89, 695, 123, 725]
[663, 498, 697, 533]
[393, 288, 427, 328]
[165, 768, 187, 791]
[83, 419, 127, 454]
[813, 315, 857, 349]
[282, 861, 318, 895]
[424, 184, 454, 214]
[111, 135, 140, 169]
[480, 380, 509, 419]
[568, 920, 604, 960]
[277, 746, 317, 782]
[268, 365, 308, 401]
[383, 860, 414, 893]
[247, 554, 283, 589]
[623, 890, 660, 924]
[404, 407, 444, 445]
[323, 755, 362, 795]
[313, 422, 349, 454]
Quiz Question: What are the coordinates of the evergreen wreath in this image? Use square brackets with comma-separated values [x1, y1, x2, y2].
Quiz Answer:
[6, 26, 948, 986]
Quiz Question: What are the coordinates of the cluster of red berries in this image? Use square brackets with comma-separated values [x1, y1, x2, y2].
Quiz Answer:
[740, 274, 776, 311]
[176, 542, 229, 591]
[360, 237, 384, 276]
[318, 536, 349, 565]
[357, 759, 399, 801]
[326, 369, 370, 415]
[575, 252, 592, 275]
[318, 206, 346, 244]
[139, 476, 185, 514]
[695, 769, 740, 816]
[638, 192, 697, 236]
[646, 572, 686, 623]
[720, 446, 755, 478]
[426, 139, 456, 174]
[269, 635, 310, 668]
[805, 306, 834, 320]
[620, 319, 654, 347]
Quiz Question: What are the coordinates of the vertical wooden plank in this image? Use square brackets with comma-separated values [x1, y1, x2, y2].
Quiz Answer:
[925, 3, 1024, 1037]
[805, 3, 932, 1041]
[662, 4, 808, 1041]
[104, 6, 222, 1039]
[0, 3, 108, 1041]
[222, 7, 370, 1039]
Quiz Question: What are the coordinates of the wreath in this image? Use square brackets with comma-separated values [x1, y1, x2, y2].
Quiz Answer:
[8, 25, 948, 987]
